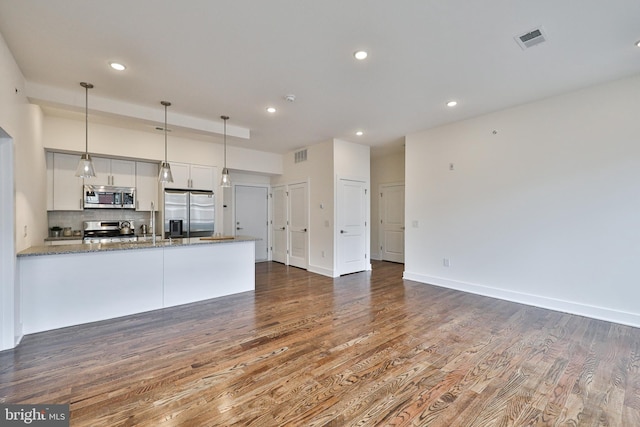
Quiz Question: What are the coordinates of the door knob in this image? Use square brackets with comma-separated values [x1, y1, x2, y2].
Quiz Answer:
[236, 227, 243, 230]
[303, 228, 307, 232]
[340, 230, 346, 234]
[280, 227, 286, 230]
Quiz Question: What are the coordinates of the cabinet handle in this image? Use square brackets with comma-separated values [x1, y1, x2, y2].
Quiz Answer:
[80, 198, 83, 209]
[136, 200, 139, 210]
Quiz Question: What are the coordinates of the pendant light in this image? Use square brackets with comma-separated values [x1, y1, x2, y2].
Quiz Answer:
[75, 82, 96, 178]
[220, 115, 231, 188]
[158, 101, 174, 183]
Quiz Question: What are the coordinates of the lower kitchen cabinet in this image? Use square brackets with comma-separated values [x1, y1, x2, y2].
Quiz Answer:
[19, 240, 255, 334]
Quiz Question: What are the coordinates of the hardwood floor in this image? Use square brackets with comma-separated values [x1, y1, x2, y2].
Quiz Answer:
[2, 261, 640, 426]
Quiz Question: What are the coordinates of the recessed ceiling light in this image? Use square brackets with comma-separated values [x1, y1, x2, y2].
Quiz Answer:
[266, 107, 276, 113]
[446, 100, 458, 107]
[354, 50, 368, 60]
[109, 62, 126, 71]
[636, 40, 640, 48]
[356, 131, 364, 136]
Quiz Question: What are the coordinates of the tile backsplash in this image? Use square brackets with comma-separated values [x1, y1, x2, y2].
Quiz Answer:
[48, 210, 159, 234]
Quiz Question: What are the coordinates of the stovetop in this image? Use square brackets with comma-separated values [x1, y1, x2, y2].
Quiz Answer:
[83, 220, 135, 240]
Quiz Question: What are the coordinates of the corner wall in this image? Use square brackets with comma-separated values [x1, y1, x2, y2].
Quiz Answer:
[272, 140, 335, 274]
[405, 73, 640, 327]
[0, 31, 46, 349]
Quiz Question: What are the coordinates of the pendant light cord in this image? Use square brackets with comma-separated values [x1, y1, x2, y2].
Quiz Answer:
[85, 84, 89, 153]
[161, 101, 171, 163]
[221, 115, 229, 168]
[80, 82, 93, 154]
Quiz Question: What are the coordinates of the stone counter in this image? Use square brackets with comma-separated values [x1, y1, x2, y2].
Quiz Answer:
[18, 236, 258, 257]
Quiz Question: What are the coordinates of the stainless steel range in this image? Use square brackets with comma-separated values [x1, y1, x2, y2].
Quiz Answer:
[83, 220, 136, 244]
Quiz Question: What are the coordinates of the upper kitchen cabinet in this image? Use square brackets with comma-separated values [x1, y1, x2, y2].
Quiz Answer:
[92, 157, 136, 187]
[47, 152, 84, 211]
[135, 161, 158, 211]
[164, 162, 215, 191]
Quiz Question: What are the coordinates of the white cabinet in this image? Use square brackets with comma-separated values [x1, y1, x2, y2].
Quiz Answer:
[91, 157, 135, 187]
[48, 152, 84, 211]
[164, 162, 215, 191]
[135, 161, 158, 211]
[166, 162, 190, 189]
[46, 152, 54, 211]
[190, 164, 216, 191]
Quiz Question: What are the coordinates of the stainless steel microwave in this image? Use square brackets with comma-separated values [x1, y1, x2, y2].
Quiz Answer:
[83, 185, 136, 209]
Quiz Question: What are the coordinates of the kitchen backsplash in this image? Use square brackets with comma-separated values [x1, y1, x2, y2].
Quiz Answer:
[48, 210, 159, 234]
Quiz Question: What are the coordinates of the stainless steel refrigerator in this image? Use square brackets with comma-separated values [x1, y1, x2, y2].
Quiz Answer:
[163, 189, 214, 238]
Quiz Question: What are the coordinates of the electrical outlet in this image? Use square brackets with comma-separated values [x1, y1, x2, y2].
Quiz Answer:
[24, 225, 27, 237]
[443, 258, 451, 267]
[321, 250, 325, 258]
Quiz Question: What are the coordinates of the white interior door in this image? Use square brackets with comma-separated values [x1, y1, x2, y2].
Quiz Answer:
[271, 186, 287, 264]
[338, 179, 367, 275]
[380, 184, 405, 263]
[288, 182, 308, 269]
[235, 185, 269, 262]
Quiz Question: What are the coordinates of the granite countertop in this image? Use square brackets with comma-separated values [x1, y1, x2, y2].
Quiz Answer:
[44, 235, 84, 242]
[18, 236, 259, 257]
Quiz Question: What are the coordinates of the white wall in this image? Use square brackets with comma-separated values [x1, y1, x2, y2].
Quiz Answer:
[334, 139, 370, 179]
[370, 150, 405, 259]
[273, 140, 335, 275]
[0, 31, 46, 349]
[334, 139, 371, 272]
[272, 139, 371, 276]
[405, 73, 640, 327]
[42, 115, 282, 175]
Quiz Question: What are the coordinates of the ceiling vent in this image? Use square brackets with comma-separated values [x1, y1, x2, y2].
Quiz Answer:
[515, 27, 547, 50]
[294, 149, 307, 163]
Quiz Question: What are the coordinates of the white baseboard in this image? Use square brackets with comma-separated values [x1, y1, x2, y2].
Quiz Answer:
[307, 264, 338, 278]
[403, 271, 640, 328]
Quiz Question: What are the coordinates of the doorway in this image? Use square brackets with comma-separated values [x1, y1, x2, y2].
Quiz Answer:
[379, 183, 405, 263]
[234, 185, 269, 262]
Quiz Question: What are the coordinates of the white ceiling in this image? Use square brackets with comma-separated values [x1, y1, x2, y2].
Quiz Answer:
[1, 0, 639, 156]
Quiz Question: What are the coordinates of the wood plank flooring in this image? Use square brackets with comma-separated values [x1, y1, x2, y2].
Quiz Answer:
[2, 261, 640, 426]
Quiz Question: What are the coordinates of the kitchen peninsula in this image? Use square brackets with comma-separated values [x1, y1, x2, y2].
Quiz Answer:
[17, 237, 257, 335]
